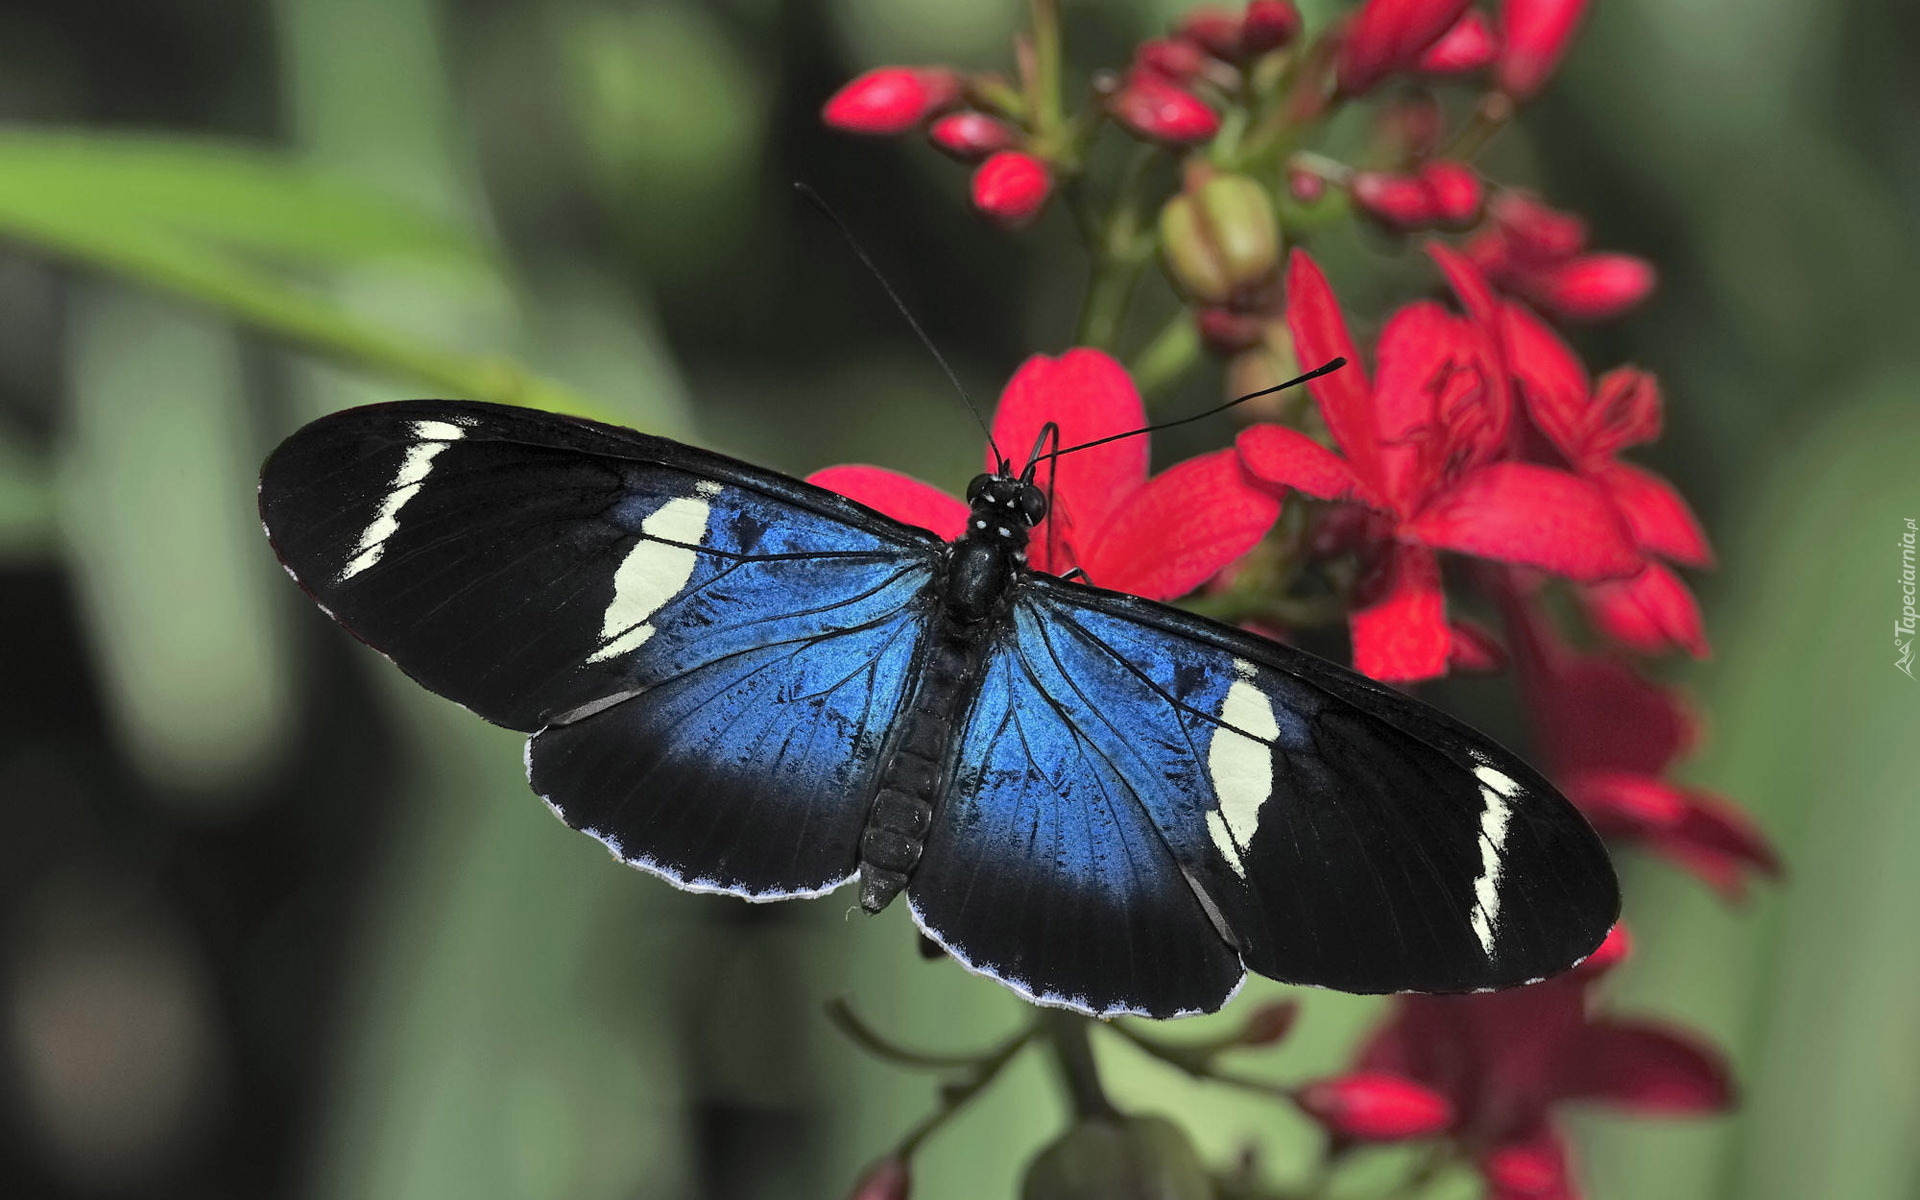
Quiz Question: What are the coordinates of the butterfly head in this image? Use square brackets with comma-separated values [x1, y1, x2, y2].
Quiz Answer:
[965, 473, 1047, 543]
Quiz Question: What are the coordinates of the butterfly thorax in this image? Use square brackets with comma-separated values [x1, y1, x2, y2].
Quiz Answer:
[855, 474, 1042, 912]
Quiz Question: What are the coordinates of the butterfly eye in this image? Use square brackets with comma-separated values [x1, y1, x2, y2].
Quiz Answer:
[965, 474, 993, 504]
[1017, 485, 1047, 525]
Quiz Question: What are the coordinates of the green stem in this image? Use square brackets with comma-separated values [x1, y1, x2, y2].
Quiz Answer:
[1028, 0, 1064, 143]
[1041, 1010, 1118, 1119]
[1443, 92, 1515, 162]
[894, 1027, 1035, 1157]
[826, 998, 1023, 1071]
[1073, 145, 1159, 351]
[1128, 310, 1201, 402]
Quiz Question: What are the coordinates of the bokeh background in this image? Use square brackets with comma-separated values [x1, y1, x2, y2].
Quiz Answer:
[1, 1, 1915, 1198]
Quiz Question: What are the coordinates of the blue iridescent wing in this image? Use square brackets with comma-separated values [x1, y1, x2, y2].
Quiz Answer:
[260, 401, 940, 896]
[909, 574, 1617, 1017]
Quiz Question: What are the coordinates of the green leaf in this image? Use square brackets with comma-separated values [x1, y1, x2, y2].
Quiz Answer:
[0, 130, 489, 270]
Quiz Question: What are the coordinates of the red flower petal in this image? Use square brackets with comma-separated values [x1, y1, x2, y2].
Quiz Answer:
[1589, 366, 1664, 453]
[1235, 424, 1364, 501]
[1448, 619, 1507, 672]
[992, 349, 1149, 574]
[1582, 562, 1709, 658]
[1557, 1019, 1734, 1113]
[1407, 462, 1641, 581]
[1430, 241, 1503, 328]
[1491, 192, 1590, 260]
[1351, 543, 1451, 681]
[1528, 253, 1656, 321]
[1286, 250, 1383, 490]
[970, 151, 1052, 229]
[1296, 1072, 1454, 1140]
[1136, 37, 1209, 81]
[1419, 9, 1499, 73]
[1482, 1127, 1579, 1200]
[822, 67, 958, 135]
[1563, 769, 1690, 833]
[1572, 921, 1633, 979]
[1082, 449, 1280, 600]
[806, 465, 970, 541]
[846, 1157, 913, 1200]
[1593, 461, 1711, 566]
[1370, 300, 1484, 510]
[1658, 789, 1783, 897]
[1498, 302, 1591, 460]
[1497, 0, 1592, 101]
[1499, 585, 1698, 775]
[1338, 0, 1476, 95]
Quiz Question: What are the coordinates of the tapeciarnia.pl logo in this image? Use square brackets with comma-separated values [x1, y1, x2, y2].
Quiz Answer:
[1899, 517, 1917, 679]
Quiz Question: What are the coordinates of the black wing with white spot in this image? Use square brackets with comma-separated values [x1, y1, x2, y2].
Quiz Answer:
[907, 573, 1617, 1012]
[260, 400, 942, 897]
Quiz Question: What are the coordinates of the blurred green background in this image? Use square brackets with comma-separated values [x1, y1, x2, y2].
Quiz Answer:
[0, 1, 1915, 1198]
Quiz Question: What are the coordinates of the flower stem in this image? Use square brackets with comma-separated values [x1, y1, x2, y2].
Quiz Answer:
[1073, 145, 1160, 351]
[893, 1026, 1035, 1157]
[1129, 310, 1201, 401]
[1041, 1009, 1118, 1119]
[1028, 0, 1064, 142]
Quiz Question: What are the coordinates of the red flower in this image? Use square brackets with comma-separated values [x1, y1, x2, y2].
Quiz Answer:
[927, 111, 1016, 161]
[1419, 9, 1500, 74]
[1136, 36, 1209, 82]
[822, 67, 959, 135]
[1497, 0, 1591, 101]
[1356, 934, 1733, 1199]
[1110, 70, 1221, 144]
[1500, 584, 1782, 897]
[1236, 248, 1638, 681]
[1497, 299, 1712, 656]
[1467, 192, 1656, 321]
[845, 1157, 911, 1200]
[969, 151, 1053, 229]
[810, 349, 1279, 602]
[1337, 0, 1475, 95]
[1295, 1072, 1454, 1140]
[1177, 6, 1245, 59]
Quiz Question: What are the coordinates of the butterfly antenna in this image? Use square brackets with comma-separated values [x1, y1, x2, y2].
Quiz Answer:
[1033, 357, 1348, 468]
[794, 182, 1006, 468]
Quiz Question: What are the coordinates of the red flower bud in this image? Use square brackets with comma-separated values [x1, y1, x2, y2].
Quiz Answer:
[1531, 253, 1657, 320]
[1111, 70, 1221, 144]
[1337, 0, 1475, 95]
[1287, 166, 1327, 204]
[927, 111, 1016, 161]
[1497, 0, 1591, 101]
[970, 150, 1052, 229]
[1237, 998, 1302, 1046]
[1491, 191, 1588, 259]
[1418, 10, 1499, 73]
[1242, 1, 1305, 54]
[846, 1157, 911, 1200]
[822, 67, 958, 135]
[1198, 307, 1267, 355]
[1296, 1072, 1454, 1140]
[1351, 170, 1436, 228]
[1137, 37, 1209, 82]
[1177, 7, 1245, 59]
[1419, 160, 1483, 227]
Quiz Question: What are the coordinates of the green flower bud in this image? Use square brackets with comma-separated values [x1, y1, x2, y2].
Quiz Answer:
[1020, 1115, 1212, 1200]
[1158, 175, 1280, 305]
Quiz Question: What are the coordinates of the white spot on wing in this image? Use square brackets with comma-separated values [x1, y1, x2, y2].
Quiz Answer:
[1468, 757, 1523, 955]
[340, 419, 465, 580]
[587, 494, 711, 662]
[1206, 659, 1280, 877]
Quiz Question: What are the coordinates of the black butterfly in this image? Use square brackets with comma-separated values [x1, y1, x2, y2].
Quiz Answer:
[259, 400, 1617, 1018]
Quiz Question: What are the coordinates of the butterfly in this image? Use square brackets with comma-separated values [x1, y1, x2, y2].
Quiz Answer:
[258, 397, 1618, 1019]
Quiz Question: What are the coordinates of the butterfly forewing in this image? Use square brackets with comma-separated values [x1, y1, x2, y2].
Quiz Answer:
[981, 576, 1618, 997]
[260, 401, 943, 895]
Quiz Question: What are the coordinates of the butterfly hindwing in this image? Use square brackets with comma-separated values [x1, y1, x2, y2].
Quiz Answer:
[915, 575, 1616, 1010]
[906, 606, 1247, 1018]
[261, 400, 943, 896]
